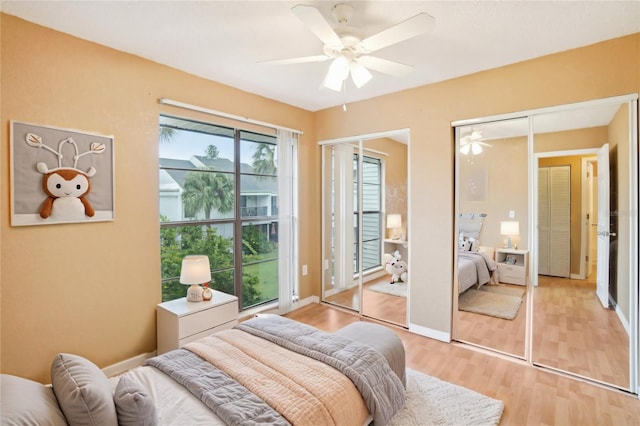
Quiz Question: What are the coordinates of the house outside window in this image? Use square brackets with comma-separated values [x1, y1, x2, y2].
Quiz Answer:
[158, 115, 279, 309]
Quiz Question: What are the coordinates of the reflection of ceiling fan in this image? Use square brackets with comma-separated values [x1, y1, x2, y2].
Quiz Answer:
[262, 3, 435, 91]
[460, 131, 492, 155]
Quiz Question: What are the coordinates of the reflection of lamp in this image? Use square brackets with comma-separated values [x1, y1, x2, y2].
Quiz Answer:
[500, 221, 520, 249]
[180, 255, 211, 302]
[387, 214, 402, 240]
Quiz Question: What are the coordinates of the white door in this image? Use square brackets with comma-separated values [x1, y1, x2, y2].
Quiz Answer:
[596, 144, 610, 308]
[538, 168, 550, 275]
[538, 166, 571, 278]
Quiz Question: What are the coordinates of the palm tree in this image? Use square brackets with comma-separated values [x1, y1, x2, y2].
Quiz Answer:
[251, 143, 277, 176]
[182, 170, 234, 219]
[205, 144, 220, 160]
[159, 126, 176, 144]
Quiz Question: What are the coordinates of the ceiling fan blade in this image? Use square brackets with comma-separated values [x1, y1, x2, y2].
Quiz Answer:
[291, 4, 342, 48]
[259, 55, 330, 65]
[359, 13, 435, 53]
[358, 56, 413, 77]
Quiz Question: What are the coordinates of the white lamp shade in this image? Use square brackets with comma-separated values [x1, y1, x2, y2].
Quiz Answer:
[350, 62, 372, 88]
[329, 55, 350, 81]
[179, 255, 211, 285]
[386, 214, 402, 229]
[500, 221, 520, 236]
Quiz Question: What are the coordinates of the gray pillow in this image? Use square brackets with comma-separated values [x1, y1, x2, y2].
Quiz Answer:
[0, 374, 68, 426]
[114, 374, 158, 426]
[50, 353, 118, 426]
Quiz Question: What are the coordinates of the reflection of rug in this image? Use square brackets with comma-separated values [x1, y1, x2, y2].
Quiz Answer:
[390, 369, 504, 426]
[458, 285, 524, 320]
[367, 281, 407, 297]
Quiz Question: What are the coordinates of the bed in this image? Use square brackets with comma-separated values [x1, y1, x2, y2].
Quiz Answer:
[458, 213, 497, 293]
[0, 315, 406, 426]
[458, 250, 497, 293]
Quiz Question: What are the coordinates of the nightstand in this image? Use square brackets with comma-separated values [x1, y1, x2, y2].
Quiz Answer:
[495, 249, 529, 286]
[157, 290, 238, 355]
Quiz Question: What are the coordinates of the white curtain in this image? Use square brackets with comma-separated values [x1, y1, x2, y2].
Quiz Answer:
[333, 144, 355, 290]
[277, 129, 299, 314]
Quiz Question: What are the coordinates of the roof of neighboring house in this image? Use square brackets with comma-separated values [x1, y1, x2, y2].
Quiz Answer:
[159, 157, 277, 194]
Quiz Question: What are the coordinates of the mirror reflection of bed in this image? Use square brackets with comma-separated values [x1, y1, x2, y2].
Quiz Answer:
[455, 213, 527, 357]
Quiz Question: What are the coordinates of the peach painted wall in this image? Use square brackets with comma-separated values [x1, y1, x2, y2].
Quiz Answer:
[460, 136, 529, 251]
[0, 14, 316, 383]
[314, 34, 639, 337]
[608, 103, 631, 320]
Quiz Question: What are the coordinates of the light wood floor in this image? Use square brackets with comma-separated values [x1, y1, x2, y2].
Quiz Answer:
[285, 303, 640, 425]
[456, 274, 629, 390]
[323, 275, 407, 326]
[533, 275, 629, 389]
[456, 283, 527, 357]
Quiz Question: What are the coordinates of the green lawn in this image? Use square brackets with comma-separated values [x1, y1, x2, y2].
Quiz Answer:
[244, 257, 279, 301]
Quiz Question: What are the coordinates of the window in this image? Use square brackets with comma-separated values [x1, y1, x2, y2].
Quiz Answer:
[353, 154, 382, 273]
[159, 115, 280, 310]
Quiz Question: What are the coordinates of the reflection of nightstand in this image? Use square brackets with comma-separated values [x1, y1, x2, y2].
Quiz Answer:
[495, 249, 528, 286]
[383, 238, 408, 248]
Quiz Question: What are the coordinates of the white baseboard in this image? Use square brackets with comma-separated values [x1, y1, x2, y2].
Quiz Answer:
[614, 304, 630, 336]
[102, 351, 156, 378]
[408, 323, 450, 343]
[294, 295, 319, 308]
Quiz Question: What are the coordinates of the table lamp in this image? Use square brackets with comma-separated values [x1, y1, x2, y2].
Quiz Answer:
[500, 221, 520, 249]
[180, 255, 211, 302]
[387, 214, 402, 240]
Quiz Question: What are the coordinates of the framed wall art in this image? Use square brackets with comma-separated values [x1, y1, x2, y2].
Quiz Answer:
[10, 121, 115, 226]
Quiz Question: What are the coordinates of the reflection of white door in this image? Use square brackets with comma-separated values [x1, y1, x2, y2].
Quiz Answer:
[587, 161, 598, 278]
[538, 166, 571, 277]
[596, 144, 610, 308]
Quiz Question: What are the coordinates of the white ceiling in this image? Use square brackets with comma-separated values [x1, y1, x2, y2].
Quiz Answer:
[2, 1, 639, 112]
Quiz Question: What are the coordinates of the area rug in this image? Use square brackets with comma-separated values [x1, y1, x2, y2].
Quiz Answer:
[458, 285, 524, 320]
[367, 281, 407, 297]
[390, 369, 504, 426]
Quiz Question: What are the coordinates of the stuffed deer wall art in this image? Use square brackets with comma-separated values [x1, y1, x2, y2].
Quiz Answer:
[25, 133, 105, 220]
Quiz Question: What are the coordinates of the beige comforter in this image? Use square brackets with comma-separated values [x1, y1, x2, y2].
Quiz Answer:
[185, 329, 370, 426]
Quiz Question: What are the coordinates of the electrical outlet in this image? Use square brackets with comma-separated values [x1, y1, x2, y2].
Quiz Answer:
[302, 264, 308, 276]
[509, 210, 516, 218]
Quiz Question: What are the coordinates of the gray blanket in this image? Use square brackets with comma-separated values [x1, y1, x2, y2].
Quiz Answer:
[145, 349, 289, 426]
[458, 251, 496, 292]
[236, 315, 405, 426]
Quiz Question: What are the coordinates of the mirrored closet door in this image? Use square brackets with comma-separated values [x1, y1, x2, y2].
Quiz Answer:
[321, 130, 409, 327]
[454, 94, 638, 393]
[531, 98, 638, 391]
[454, 117, 530, 358]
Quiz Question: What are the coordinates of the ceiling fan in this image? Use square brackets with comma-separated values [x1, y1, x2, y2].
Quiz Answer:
[262, 3, 435, 92]
[460, 131, 492, 155]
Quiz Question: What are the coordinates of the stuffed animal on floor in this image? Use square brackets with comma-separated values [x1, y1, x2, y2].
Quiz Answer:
[383, 251, 408, 284]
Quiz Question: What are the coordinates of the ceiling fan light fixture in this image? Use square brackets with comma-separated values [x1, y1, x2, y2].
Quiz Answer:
[460, 144, 471, 155]
[350, 61, 372, 88]
[322, 70, 344, 92]
[329, 55, 351, 80]
[471, 142, 483, 155]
